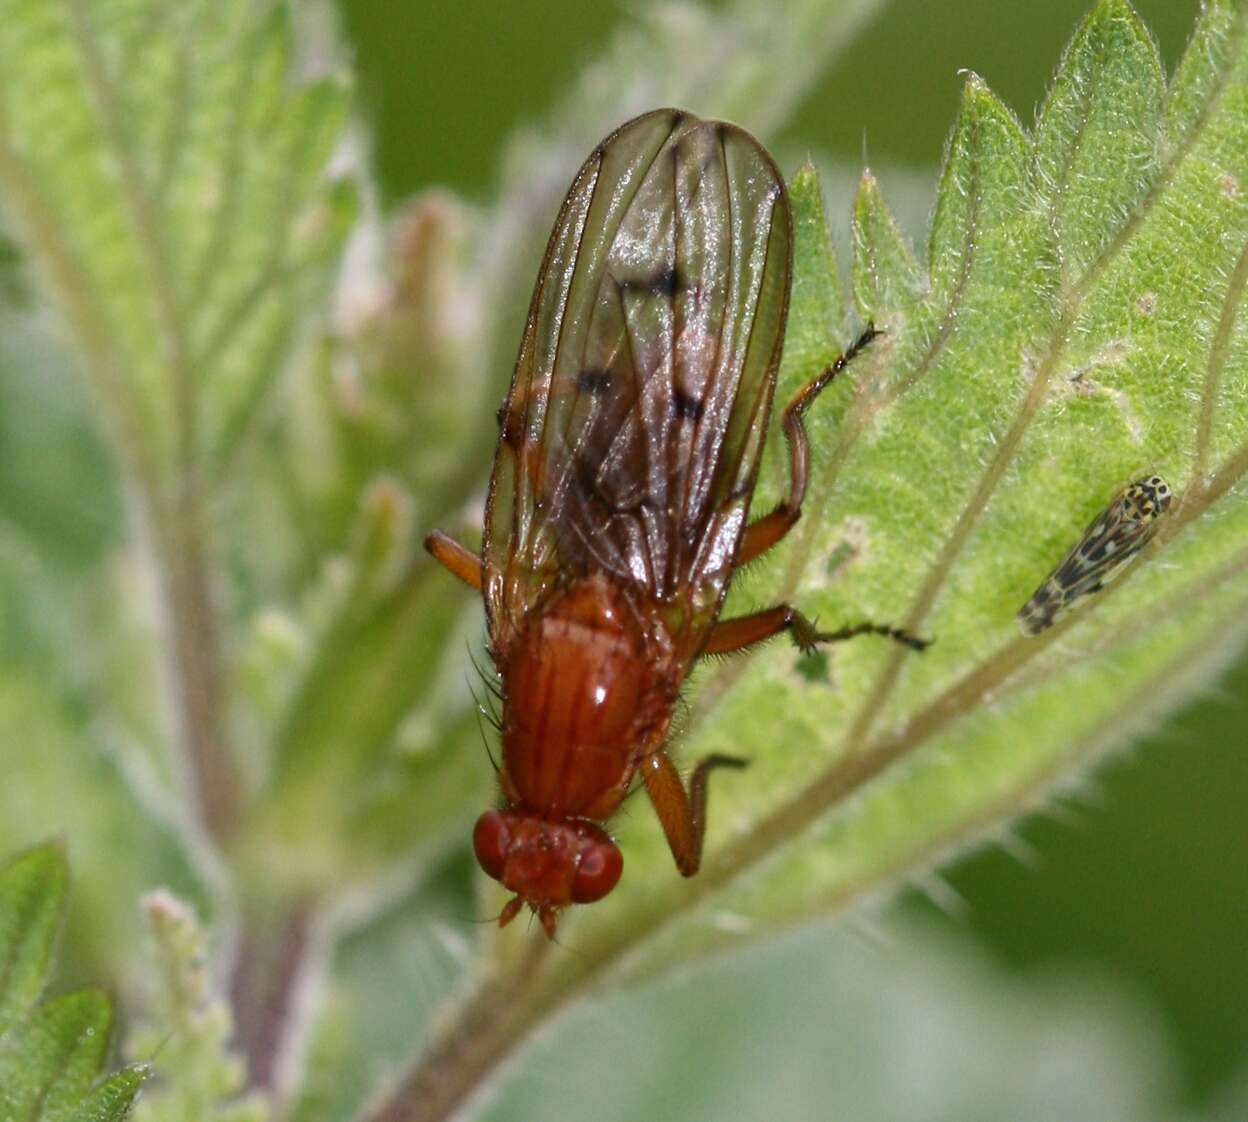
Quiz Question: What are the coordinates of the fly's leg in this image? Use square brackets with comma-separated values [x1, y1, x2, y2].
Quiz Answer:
[703, 604, 928, 657]
[424, 530, 483, 591]
[724, 326, 926, 657]
[738, 325, 880, 566]
[641, 750, 746, 877]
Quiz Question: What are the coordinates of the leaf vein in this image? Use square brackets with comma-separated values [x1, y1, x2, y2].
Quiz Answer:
[63, 0, 199, 472]
[1192, 235, 1248, 485]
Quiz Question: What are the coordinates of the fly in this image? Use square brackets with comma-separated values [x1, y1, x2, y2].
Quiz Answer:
[426, 109, 925, 938]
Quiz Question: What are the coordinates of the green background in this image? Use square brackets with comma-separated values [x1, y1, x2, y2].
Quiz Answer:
[337, 0, 1245, 1109]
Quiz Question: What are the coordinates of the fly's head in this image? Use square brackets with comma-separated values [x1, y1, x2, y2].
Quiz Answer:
[473, 808, 623, 938]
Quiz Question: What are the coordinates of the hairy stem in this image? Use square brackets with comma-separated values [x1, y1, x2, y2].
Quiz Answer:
[229, 897, 320, 1096]
[360, 938, 554, 1122]
[150, 492, 239, 839]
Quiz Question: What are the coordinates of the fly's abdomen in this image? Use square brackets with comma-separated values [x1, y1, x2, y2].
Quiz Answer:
[500, 576, 673, 816]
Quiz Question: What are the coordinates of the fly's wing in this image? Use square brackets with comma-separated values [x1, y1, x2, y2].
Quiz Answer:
[483, 109, 791, 656]
[1017, 476, 1171, 635]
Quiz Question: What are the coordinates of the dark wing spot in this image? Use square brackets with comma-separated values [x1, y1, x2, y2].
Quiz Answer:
[673, 387, 705, 421]
[497, 406, 525, 449]
[620, 265, 682, 298]
[577, 367, 615, 395]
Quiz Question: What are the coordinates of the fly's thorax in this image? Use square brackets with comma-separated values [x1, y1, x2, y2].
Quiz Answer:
[496, 574, 679, 816]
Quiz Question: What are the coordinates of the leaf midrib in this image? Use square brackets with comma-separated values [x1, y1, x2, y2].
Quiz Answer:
[64, 0, 200, 478]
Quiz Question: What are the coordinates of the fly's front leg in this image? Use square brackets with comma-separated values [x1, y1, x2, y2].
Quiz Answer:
[424, 530, 483, 591]
[703, 604, 928, 657]
[642, 750, 746, 877]
[738, 325, 881, 566]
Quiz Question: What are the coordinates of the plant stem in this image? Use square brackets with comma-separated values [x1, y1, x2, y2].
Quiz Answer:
[149, 486, 239, 840]
[229, 897, 320, 1095]
[360, 938, 557, 1122]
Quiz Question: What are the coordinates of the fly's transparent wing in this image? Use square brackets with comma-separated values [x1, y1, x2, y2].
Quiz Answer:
[484, 109, 791, 657]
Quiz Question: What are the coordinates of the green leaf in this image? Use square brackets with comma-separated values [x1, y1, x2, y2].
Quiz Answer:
[0, 0, 354, 486]
[0, 0, 357, 859]
[610, 0, 1248, 969]
[0, 990, 115, 1122]
[783, 165, 850, 369]
[230, 468, 485, 888]
[0, 843, 146, 1122]
[0, 322, 121, 569]
[1167, 0, 1239, 142]
[851, 168, 924, 323]
[0, 844, 67, 1034]
[929, 75, 1032, 306]
[370, 3, 1248, 1115]
[1034, 0, 1165, 286]
[60, 1072, 146, 1122]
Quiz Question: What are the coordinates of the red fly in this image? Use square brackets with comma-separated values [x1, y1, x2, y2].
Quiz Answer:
[426, 109, 925, 938]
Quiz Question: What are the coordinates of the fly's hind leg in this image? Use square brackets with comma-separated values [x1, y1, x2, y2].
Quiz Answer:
[738, 324, 880, 566]
[642, 750, 746, 877]
[425, 530, 483, 591]
[703, 604, 928, 657]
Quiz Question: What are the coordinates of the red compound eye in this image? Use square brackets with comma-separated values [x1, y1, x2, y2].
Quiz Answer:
[570, 840, 623, 903]
[473, 810, 510, 882]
